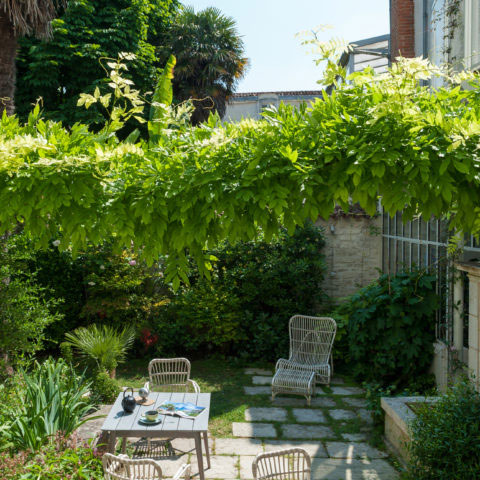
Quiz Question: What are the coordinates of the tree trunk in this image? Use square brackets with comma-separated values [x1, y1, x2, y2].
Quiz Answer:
[0, 11, 18, 116]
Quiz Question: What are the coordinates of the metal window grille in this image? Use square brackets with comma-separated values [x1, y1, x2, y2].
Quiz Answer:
[381, 209, 480, 344]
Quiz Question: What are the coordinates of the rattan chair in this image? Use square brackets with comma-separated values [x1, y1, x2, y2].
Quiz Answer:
[252, 448, 311, 480]
[278, 315, 336, 385]
[148, 358, 200, 393]
[102, 453, 190, 480]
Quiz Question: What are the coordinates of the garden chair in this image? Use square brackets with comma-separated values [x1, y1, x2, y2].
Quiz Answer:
[102, 453, 190, 480]
[277, 315, 337, 385]
[148, 358, 200, 393]
[145, 358, 200, 455]
[252, 448, 311, 480]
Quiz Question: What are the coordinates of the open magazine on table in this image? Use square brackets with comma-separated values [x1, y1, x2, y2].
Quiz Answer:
[157, 401, 205, 419]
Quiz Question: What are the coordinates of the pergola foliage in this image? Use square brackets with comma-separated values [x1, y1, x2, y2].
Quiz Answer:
[1, 56, 480, 287]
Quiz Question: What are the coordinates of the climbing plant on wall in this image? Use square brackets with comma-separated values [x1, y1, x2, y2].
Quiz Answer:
[1, 50, 480, 288]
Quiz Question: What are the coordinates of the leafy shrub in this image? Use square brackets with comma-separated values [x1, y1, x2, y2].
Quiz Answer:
[91, 370, 120, 404]
[0, 236, 61, 362]
[63, 323, 135, 376]
[0, 433, 103, 479]
[407, 380, 480, 479]
[340, 269, 438, 387]
[159, 282, 244, 356]
[7, 358, 94, 451]
[152, 223, 328, 361]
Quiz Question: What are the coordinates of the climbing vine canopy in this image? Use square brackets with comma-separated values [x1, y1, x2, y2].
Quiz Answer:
[1, 56, 480, 286]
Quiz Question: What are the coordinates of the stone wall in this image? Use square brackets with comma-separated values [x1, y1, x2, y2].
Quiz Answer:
[316, 214, 382, 301]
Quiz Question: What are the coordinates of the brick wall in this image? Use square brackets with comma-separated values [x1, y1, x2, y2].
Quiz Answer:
[390, 0, 416, 59]
[316, 215, 382, 300]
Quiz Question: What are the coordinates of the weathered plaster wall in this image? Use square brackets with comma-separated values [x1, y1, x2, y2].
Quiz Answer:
[316, 215, 382, 301]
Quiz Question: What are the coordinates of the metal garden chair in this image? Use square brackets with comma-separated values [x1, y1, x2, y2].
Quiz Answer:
[252, 448, 311, 480]
[277, 315, 337, 385]
[102, 453, 190, 480]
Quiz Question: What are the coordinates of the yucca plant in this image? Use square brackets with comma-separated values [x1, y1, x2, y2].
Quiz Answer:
[8, 358, 94, 451]
[63, 324, 135, 378]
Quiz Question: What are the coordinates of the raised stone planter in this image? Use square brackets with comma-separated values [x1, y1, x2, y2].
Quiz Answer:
[381, 396, 438, 463]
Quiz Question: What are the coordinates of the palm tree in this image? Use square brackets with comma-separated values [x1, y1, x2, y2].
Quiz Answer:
[162, 6, 248, 125]
[0, 0, 63, 115]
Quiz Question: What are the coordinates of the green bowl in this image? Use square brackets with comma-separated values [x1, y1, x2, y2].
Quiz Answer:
[145, 410, 159, 422]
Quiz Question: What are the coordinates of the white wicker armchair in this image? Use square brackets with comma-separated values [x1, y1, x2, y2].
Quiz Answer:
[252, 448, 311, 480]
[102, 453, 190, 480]
[148, 358, 200, 393]
[278, 315, 337, 385]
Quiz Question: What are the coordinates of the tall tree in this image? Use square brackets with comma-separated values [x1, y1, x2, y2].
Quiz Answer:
[161, 6, 248, 125]
[0, 0, 63, 115]
[15, 0, 179, 126]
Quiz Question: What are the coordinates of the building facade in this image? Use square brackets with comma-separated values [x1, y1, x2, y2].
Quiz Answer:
[389, 0, 480, 390]
[224, 91, 323, 122]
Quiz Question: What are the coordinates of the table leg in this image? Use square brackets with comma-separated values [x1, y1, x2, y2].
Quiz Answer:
[202, 432, 211, 468]
[121, 437, 127, 454]
[107, 432, 117, 454]
[195, 432, 205, 480]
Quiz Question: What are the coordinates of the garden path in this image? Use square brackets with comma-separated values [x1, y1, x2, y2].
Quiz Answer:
[77, 369, 399, 479]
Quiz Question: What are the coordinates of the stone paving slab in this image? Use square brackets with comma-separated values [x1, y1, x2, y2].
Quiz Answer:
[271, 396, 333, 407]
[190, 454, 238, 479]
[282, 424, 334, 439]
[233, 422, 277, 438]
[151, 455, 188, 477]
[239, 455, 256, 479]
[245, 407, 287, 422]
[245, 368, 272, 375]
[330, 386, 364, 396]
[343, 397, 368, 408]
[292, 408, 326, 423]
[326, 442, 388, 460]
[311, 458, 399, 479]
[215, 438, 263, 456]
[329, 409, 357, 421]
[252, 375, 273, 385]
[170, 438, 196, 453]
[311, 396, 336, 407]
[342, 433, 367, 442]
[264, 440, 328, 458]
[357, 409, 374, 425]
[244, 386, 271, 395]
[330, 376, 345, 384]
[77, 405, 110, 441]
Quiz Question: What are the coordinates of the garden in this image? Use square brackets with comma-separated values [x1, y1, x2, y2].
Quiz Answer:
[2, 1, 480, 479]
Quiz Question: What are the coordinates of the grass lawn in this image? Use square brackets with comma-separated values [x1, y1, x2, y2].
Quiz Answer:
[116, 358, 371, 442]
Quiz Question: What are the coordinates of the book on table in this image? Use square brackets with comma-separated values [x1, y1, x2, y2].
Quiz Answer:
[157, 401, 205, 419]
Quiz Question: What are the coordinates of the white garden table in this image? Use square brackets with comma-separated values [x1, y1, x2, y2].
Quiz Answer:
[101, 392, 211, 480]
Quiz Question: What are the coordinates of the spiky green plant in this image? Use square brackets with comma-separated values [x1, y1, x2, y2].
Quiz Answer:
[63, 324, 135, 376]
[8, 358, 94, 451]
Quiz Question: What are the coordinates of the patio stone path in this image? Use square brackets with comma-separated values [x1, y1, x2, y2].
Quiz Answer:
[325, 442, 389, 459]
[245, 407, 287, 422]
[282, 424, 334, 439]
[252, 375, 273, 385]
[292, 408, 326, 423]
[328, 409, 357, 421]
[244, 386, 271, 395]
[76, 369, 399, 479]
[343, 397, 368, 407]
[330, 386, 364, 395]
[232, 422, 277, 438]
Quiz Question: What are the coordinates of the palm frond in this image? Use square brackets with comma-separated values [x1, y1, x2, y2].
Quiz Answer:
[3, 0, 65, 38]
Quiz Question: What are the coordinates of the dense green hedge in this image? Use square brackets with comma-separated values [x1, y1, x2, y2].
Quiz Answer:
[151, 223, 328, 361]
